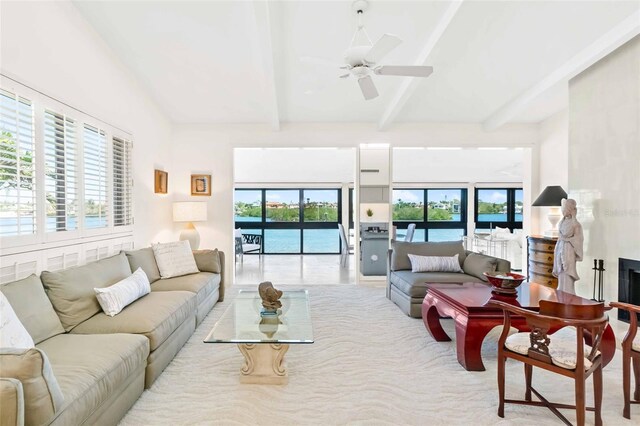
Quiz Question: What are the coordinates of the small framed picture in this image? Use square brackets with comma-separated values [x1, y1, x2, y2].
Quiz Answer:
[154, 170, 168, 194]
[191, 174, 211, 196]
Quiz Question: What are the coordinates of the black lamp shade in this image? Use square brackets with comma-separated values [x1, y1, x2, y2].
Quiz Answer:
[532, 186, 568, 207]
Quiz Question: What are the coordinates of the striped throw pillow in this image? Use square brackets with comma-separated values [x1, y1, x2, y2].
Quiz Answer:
[407, 254, 463, 273]
[94, 268, 150, 317]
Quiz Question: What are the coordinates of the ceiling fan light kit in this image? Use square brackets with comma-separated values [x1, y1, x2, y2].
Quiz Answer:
[341, 0, 434, 100]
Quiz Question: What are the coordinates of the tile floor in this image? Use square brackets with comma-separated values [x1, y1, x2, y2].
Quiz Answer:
[234, 254, 356, 285]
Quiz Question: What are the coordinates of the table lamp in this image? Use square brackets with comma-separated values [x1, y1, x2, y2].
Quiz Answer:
[532, 185, 568, 238]
[173, 202, 207, 249]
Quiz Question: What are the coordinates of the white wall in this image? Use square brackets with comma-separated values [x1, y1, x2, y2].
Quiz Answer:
[534, 109, 569, 233]
[170, 122, 538, 284]
[234, 148, 355, 184]
[392, 148, 524, 183]
[0, 0, 173, 249]
[568, 35, 640, 301]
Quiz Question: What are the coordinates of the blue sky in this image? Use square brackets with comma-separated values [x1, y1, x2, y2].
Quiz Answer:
[235, 189, 337, 204]
[393, 189, 462, 203]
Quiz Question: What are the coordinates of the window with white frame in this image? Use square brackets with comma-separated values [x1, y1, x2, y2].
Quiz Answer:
[83, 124, 108, 229]
[0, 89, 36, 237]
[0, 83, 134, 248]
[44, 110, 78, 232]
[112, 136, 132, 227]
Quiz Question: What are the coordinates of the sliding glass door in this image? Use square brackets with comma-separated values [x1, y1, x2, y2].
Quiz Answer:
[234, 188, 341, 254]
[392, 188, 467, 242]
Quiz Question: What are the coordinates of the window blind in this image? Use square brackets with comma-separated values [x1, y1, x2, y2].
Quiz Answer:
[83, 124, 108, 229]
[44, 110, 77, 232]
[112, 136, 132, 227]
[0, 89, 36, 237]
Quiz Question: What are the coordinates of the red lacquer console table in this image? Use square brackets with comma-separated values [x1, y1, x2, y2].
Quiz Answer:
[421, 282, 616, 372]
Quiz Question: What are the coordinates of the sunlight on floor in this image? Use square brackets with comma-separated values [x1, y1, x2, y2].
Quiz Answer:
[234, 254, 356, 286]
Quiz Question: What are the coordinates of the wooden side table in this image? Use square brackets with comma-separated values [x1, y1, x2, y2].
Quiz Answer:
[527, 235, 557, 288]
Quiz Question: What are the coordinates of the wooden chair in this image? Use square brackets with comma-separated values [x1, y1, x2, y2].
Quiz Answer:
[609, 302, 640, 419]
[489, 299, 608, 426]
[337, 224, 354, 268]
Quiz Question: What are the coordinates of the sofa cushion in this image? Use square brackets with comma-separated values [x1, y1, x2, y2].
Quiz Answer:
[125, 247, 161, 283]
[0, 274, 64, 344]
[463, 252, 498, 281]
[193, 249, 221, 273]
[391, 241, 466, 271]
[0, 348, 64, 426]
[151, 272, 220, 306]
[70, 291, 196, 351]
[390, 270, 483, 298]
[0, 292, 35, 349]
[37, 333, 148, 425]
[41, 252, 132, 332]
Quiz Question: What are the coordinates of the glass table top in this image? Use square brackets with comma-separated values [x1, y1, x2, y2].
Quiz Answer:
[203, 290, 313, 344]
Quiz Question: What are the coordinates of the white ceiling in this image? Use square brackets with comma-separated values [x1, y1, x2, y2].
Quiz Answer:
[73, 0, 640, 127]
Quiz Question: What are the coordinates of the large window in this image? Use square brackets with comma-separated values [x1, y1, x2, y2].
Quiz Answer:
[0, 90, 35, 237]
[0, 86, 134, 244]
[393, 188, 467, 242]
[113, 137, 133, 227]
[44, 110, 77, 233]
[235, 188, 341, 254]
[475, 188, 523, 231]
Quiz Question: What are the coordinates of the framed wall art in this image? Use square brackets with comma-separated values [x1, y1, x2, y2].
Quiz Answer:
[154, 170, 168, 194]
[191, 174, 211, 196]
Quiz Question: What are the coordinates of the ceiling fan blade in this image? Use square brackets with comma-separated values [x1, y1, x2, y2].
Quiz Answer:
[339, 73, 350, 79]
[364, 34, 402, 64]
[358, 76, 379, 100]
[374, 65, 434, 77]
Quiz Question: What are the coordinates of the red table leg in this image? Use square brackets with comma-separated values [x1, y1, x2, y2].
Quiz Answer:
[454, 317, 497, 371]
[422, 299, 451, 342]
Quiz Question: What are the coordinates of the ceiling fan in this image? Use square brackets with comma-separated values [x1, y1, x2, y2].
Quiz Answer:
[340, 0, 433, 100]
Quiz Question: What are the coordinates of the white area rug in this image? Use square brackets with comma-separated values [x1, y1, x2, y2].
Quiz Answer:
[121, 286, 632, 425]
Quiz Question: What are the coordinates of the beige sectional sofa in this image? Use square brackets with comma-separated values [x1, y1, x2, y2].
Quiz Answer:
[387, 241, 510, 318]
[0, 247, 225, 426]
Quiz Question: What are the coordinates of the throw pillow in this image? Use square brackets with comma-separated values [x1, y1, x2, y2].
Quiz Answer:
[390, 241, 466, 271]
[0, 292, 35, 349]
[152, 240, 199, 279]
[463, 252, 498, 281]
[407, 254, 463, 273]
[193, 249, 221, 273]
[94, 268, 151, 317]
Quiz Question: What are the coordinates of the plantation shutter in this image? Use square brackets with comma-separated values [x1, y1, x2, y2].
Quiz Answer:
[83, 124, 108, 229]
[44, 110, 78, 232]
[112, 136, 132, 227]
[0, 89, 36, 237]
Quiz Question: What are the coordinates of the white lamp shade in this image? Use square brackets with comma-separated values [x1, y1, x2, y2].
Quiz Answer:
[173, 202, 207, 222]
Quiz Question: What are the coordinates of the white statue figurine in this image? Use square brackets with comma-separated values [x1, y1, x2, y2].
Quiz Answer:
[552, 198, 584, 294]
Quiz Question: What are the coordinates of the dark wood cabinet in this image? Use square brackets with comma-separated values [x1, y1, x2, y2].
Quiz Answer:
[527, 235, 558, 288]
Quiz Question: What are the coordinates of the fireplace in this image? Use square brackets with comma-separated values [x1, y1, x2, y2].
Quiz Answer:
[618, 258, 640, 323]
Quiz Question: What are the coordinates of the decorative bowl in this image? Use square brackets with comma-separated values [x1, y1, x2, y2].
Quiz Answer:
[483, 272, 526, 296]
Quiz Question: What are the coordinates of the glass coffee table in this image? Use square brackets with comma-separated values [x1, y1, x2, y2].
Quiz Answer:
[204, 289, 313, 385]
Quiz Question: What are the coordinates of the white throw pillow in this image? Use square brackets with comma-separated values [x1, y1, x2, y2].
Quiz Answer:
[94, 268, 151, 317]
[407, 254, 463, 273]
[152, 240, 199, 279]
[0, 291, 35, 349]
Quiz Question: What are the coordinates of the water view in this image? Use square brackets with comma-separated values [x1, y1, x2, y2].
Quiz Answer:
[235, 188, 523, 254]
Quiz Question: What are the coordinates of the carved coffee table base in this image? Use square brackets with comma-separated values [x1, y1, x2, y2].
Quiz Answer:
[238, 343, 289, 385]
